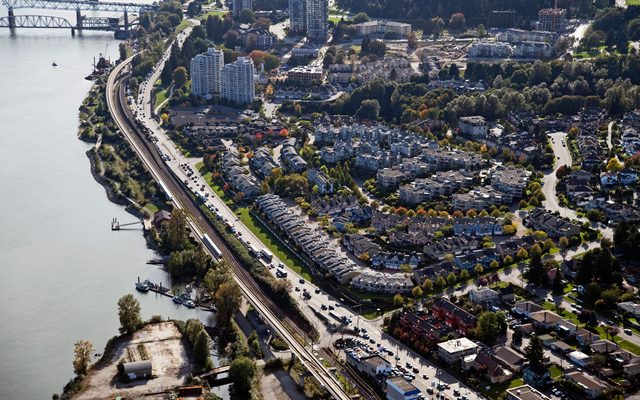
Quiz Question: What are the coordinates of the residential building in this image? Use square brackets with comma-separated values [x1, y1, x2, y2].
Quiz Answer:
[288, 0, 305, 34]
[353, 20, 412, 37]
[432, 298, 478, 335]
[491, 166, 531, 202]
[469, 287, 499, 305]
[468, 41, 513, 58]
[232, 0, 252, 16]
[524, 208, 581, 239]
[437, 337, 479, 364]
[565, 371, 609, 399]
[221, 57, 255, 105]
[459, 116, 488, 138]
[240, 27, 277, 49]
[452, 186, 505, 211]
[305, 0, 328, 43]
[493, 346, 525, 372]
[538, 8, 567, 32]
[307, 168, 334, 194]
[346, 347, 392, 378]
[496, 29, 558, 44]
[386, 376, 420, 400]
[568, 351, 591, 367]
[190, 48, 224, 99]
[512, 42, 553, 59]
[511, 301, 544, 318]
[523, 365, 551, 388]
[506, 385, 550, 400]
[287, 66, 323, 86]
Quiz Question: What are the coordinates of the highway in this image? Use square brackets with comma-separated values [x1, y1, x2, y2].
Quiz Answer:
[106, 54, 354, 400]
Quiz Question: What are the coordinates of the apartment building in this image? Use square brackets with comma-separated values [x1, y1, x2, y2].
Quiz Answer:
[231, 0, 252, 16]
[221, 57, 255, 105]
[190, 48, 224, 99]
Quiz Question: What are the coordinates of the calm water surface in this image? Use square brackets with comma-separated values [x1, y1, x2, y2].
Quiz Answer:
[0, 9, 219, 399]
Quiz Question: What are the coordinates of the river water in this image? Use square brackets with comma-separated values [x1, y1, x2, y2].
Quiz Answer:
[0, 8, 219, 399]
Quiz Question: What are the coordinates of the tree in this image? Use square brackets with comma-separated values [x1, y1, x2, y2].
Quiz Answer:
[449, 13, 466, 31]
[73, 340, 94, 375]
[356, 99, 380, 120]
[239, 9, 255, 24]
[215, 281, 242, 327]
[117, 294, 142, 334]
[353, 12, 369, 24]
[525, 253, 546, 287]
[552, 268, 564, 295]
[459, 269, 470, 280]
[477, 24, 486, 37]
[229, 356, 256, 395]
[119, 43, 128, 61]
[172, 66, 187, 88]
[525, 335, 544, 367]
[446, 272, 457, 285]
[606, 157, 624, 172]
[435, 275, 447, 288]
[407, 32, 418, 49]
[422, 278, 433, 291]
[412, 286, 423, 298]
[193, 330, 212, 368]
[393, 293, 404, 306]
[474, 264, 484, 275]
[431, 17, 444, 38]
[516, 247, 528, 260]
[475, 312, 501, 344]
[559, 236, 570, 249]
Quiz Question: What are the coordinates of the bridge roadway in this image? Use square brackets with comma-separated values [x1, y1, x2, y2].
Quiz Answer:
[106, 57, 352, 400]
[2, 0, 156, 12]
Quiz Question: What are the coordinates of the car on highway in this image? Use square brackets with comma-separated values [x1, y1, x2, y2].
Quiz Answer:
[625, 328, 633, 335]
[298, 278, 305, 284]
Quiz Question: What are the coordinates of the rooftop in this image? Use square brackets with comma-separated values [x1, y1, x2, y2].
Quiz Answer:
[437, 337, 478, 354]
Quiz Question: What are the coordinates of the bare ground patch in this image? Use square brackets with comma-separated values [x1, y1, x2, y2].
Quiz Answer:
[75, 322, 192, 400]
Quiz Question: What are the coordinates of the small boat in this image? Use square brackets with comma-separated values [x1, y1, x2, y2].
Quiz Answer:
[135, 281, 149, 292]
[52, 61, 58, 67]
[184, 300, 195, 309]
[172, 295, 183, 304]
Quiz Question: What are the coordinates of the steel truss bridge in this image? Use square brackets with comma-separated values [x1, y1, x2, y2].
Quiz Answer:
[1, 0, 156, 35]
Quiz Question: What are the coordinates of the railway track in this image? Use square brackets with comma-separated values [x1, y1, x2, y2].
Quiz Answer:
[106, 57, 353, 400]
[317, 347, 383, 400]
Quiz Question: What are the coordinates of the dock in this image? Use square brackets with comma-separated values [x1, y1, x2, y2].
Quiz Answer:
[135, 278, 217, 312]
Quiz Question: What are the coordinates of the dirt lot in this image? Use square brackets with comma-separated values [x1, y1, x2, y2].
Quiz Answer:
[75, 322, 192, 400]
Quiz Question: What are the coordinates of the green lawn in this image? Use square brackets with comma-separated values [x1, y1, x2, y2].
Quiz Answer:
[617, 339, 640, 355]
[482, 378, 524, 399]
[197, 163, 234, 206]
[144, 203, 160, 214]
[549, 365, 563, 379]
[155, 88, 169, 109]
[236, 207, 314, 281]
[198, 9, 228, 21]
[627, 0, 640, 5]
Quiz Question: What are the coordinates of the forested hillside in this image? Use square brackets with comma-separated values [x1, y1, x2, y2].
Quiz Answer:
[335, 0, 604, 23]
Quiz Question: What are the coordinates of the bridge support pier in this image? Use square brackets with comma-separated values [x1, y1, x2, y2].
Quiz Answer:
[123, 10, 128, 31]
[75, 8, 82, 32]
[8, 8, 15, 29]
[71, 27, 75, 36]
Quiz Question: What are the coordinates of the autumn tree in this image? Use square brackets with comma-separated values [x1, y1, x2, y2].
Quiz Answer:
[73, 340, 94, 375]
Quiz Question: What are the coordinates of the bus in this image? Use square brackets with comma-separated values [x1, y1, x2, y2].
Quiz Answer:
[202, 234, 223, 259]
[260, 248, 273, 262]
